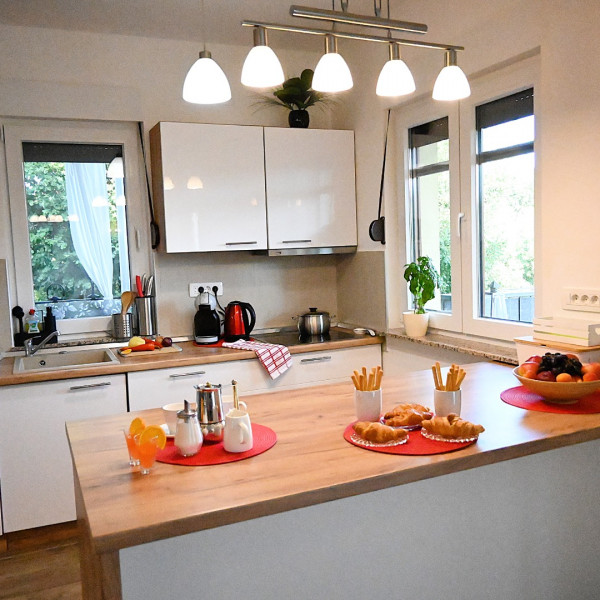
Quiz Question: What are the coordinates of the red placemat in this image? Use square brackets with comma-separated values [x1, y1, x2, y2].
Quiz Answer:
[156, 423, 276, 466]
[343, 424, 476, 455]
[500, 386, 600, 414]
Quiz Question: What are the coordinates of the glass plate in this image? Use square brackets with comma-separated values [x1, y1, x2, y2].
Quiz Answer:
[379, 416, 422, 431]
[420, 429, 479, 443]
[350, 432, 408, 448]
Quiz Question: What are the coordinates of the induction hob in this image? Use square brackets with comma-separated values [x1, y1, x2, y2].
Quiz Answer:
[252, 327, 360, 347]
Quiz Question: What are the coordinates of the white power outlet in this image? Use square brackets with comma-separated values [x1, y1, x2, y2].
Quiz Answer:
[563, 288, 600, 312]
[189, 282, 224, 298]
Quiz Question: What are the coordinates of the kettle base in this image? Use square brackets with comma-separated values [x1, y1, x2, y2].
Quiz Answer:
[195, 335, 219, 344]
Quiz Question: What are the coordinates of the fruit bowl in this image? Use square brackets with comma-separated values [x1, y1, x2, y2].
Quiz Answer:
[513, 367, 600, 403]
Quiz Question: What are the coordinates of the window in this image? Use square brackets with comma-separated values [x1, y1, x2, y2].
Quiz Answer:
[398, 54, 539, 341]
[4, 119, 152, 338]
[476, 89, 534, 323]
[408, 117, 451, 313]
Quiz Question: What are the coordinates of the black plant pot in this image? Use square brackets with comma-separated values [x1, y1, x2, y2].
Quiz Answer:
[288, 109, 310, 128]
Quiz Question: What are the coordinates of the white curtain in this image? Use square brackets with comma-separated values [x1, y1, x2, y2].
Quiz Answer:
[65, 163, 113, 299]
[114, 177, 130, 293]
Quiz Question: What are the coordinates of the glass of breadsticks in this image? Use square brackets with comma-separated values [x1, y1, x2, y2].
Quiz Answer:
[431, 362, 465, 416]
[351, 366, 383, 421]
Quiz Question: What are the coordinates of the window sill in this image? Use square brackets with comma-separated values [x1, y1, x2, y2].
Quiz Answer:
[387, 328, 518, 365]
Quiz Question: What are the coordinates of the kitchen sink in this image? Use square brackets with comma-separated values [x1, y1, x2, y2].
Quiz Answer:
[13, 348, 119, 374]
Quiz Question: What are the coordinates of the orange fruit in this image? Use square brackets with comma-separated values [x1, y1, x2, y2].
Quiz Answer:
[556, 373, 573, 383]
[583, 371, 600, 382]
[129, 417, 146, 436]
[139, 424, 167, 449]
[582, 362, 600, 377]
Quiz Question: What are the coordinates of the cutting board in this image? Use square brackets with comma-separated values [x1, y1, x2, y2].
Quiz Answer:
[118, 344, 183, 357]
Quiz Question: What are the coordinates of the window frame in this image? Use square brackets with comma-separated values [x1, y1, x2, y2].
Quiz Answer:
[3, 118, 153, 340]
[392, 53, 540, 342]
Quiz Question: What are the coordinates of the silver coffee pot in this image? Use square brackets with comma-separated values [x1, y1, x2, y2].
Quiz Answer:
[195, 382, 224, 443]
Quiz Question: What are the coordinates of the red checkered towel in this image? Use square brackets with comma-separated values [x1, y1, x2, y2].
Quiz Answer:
[222, 340, 292, 379]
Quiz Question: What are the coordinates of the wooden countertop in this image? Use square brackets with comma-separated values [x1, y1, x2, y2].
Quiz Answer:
[0, 331, 382, 386]
[67, 361, 600, 555]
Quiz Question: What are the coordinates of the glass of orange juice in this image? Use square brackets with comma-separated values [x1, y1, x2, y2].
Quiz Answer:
[123, 430, 140, 466]
[137, 438, 159, 475]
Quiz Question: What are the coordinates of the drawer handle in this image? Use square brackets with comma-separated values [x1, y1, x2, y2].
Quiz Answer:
[282, 239, 311, 244]
[69, 382, 112, 391]
[169, 371, 207, 379]
[300, 356, 332, 364]
[225, 241, 258, 246]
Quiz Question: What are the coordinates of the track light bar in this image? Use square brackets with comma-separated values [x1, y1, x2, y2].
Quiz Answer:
[289, 4, 428, 35]
[241, 20, 464, 52]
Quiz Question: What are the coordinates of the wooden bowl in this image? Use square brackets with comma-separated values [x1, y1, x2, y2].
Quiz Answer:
[513, 367, 600, 403]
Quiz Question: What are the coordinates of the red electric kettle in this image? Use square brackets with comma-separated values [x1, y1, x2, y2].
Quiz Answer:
[224, 301, 256, 342]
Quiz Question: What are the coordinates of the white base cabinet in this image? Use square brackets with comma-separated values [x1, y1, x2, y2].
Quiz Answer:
[127, 345, 381, 411]
[0, 375, 126, 532]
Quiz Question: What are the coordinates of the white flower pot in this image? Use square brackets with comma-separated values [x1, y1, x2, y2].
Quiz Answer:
[403, 311, 429, 337]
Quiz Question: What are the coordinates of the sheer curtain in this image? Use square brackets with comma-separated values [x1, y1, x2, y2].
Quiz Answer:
[65, 163, 113, 299]
[114, 176, 130, 292]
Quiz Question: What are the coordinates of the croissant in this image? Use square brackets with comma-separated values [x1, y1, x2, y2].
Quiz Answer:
[353, 421, 409, 443]
[383, 403, 433, 427]
[421, 413, 485, 439]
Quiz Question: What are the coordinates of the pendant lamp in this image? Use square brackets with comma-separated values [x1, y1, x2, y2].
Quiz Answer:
[376, 43, 415, 97]
[312, 34, 353, 92]
[182, 0, 231, 104]
[241, 27, 284, 88]
[432, 49, 470, 101]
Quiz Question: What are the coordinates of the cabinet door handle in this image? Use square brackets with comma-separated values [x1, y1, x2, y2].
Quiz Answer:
[300, 356, 332, 364]
[282, 239, 312, 244]
[69, 381, 112, 391]
[225, 241, 258, 246]
[169, 371, 206, 379]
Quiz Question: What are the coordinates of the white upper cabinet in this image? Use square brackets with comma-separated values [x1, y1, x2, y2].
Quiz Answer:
[150, 123, 357, 254]
[264, 128, 357, 253]
[150, 122, 268, 253]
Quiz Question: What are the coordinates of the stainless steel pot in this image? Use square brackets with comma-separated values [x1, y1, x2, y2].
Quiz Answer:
[295, 308, 332, 336]
[195, 382, 224, 443]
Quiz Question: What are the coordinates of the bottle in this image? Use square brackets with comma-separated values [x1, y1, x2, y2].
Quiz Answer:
[24, 309, 40, 334]
[44, 306, 57, 334]
[174, 400, 203, 457]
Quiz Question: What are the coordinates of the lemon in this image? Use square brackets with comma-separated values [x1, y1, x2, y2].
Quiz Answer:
[128, 336, 146, 348]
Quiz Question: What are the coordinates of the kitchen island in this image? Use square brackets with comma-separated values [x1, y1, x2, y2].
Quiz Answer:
[67, 362, 600, 600]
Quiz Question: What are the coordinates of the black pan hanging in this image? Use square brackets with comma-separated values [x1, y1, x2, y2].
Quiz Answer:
[369, 109, 391, 245]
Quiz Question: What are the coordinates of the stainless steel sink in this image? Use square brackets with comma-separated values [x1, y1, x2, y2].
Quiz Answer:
[13, 348, 119, 374]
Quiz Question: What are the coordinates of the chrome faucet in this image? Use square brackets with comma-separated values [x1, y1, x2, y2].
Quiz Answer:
[24, 330, 60, 357]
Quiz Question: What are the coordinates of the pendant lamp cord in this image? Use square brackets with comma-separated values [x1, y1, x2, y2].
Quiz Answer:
[377, 109, 391, 221]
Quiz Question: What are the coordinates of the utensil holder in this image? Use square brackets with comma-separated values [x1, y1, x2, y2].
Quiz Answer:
[112, 313, 132, 341]
[135, 296, 157, 337]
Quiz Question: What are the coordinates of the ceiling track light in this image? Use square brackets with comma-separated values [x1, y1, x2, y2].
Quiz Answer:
[241, 4, 469, 100]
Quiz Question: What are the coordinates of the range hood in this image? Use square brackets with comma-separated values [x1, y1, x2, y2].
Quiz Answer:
[254, 245, 357, 257]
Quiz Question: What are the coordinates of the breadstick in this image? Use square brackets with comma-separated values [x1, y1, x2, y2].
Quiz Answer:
[435, 362, 443, 391]
[375, 367, 383, 390]
[351, 374, 360, 389]
[456, 369, 466, 389]
[431, 365, 442, 390]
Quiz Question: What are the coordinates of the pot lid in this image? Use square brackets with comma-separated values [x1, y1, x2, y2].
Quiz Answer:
[301, 307, 330, 317]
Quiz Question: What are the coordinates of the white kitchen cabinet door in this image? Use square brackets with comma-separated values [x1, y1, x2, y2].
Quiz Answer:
[0, 375, 126, 532]
[150, 122, 267, 253]
[264, 128, 357, 251]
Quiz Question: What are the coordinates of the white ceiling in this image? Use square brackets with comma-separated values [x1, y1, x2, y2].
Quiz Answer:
[0, 1, 403, 47]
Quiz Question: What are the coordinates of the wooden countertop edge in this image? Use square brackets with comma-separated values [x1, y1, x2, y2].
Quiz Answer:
[89, 427, 600, 555]
[0, 335, 383, 386]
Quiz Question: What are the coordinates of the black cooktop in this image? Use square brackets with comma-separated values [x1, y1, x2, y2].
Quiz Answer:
[252, 327, 360, 347]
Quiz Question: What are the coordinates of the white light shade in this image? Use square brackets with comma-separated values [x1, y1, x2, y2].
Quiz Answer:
[183, 50, 231, 104]
[107, 156, 124, 178]
[432, 50, 470, 101]
[376, 59, 416, 97]
[313, 52, 353, 92]
[241, 46, 285, 88]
